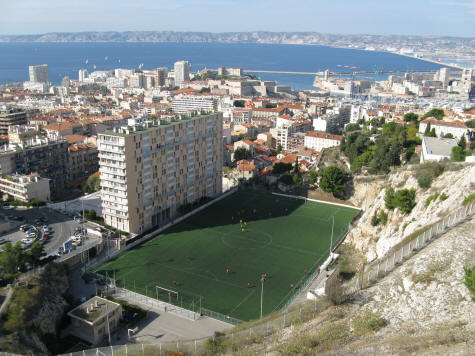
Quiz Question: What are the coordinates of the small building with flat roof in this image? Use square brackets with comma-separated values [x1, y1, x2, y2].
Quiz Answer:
[67, 296, 122, 345]
[421, 136, 458, 163]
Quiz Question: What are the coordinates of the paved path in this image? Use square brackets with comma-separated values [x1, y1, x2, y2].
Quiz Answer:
[111, 292, 233, 344]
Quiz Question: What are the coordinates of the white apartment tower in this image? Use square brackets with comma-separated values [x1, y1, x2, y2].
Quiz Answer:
[174, 61, 190, 86]
[98, 112, 223, 234]
[29, 64, 49, 83]
[78, 69, 89, 82]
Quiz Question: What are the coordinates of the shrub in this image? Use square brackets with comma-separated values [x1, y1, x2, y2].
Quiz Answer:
[385, 186, 416, 214]
[320, 166, 348, 195]
[371, 211, 380, 226]
[463, 266, 475, 302]
[380, 210, 388, 225]
[462, 193, 475, 206]
[312, 321, 350, 350]
[352, 311, 387, 337]
[439, 193, 449, 201]
[426, 192, 439, 207]
[417, 173, 432, 189]
[451, 146, 465, 161]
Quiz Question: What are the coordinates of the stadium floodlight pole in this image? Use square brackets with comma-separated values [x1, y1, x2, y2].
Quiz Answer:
[330, 215, 335, 254]
[260, 274, 265, 319]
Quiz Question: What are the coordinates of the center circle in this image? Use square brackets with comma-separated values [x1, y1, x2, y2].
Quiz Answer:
[221, 229, 272, 249]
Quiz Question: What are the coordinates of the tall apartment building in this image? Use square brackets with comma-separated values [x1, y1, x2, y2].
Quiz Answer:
[153, 67, 168, 87]
[29, 64, 49, 83]
[172, 94, 218, 113]
[0, 126, 70, 200]
[78, 69, 89, 82]
[174, 61, 190, 86]
[98, 112, 223, 234]
[0, 106, 27, 135]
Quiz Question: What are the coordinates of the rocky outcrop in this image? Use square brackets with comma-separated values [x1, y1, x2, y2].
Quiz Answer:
[0, 263, 70, 356]
[346, 165, 475, 262]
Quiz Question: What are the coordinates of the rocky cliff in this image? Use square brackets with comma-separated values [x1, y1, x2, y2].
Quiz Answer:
[0, 263, 70, 356]
[346, 164, 475, 262]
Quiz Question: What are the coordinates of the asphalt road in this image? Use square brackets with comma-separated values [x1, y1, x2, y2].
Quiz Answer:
[0, 206, 99, 256]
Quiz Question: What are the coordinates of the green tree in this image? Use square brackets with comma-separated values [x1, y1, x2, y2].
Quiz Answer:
[293, 155, 299, 174]
[403, 112, 419, 123]
[278, 174, 293, 185]
[393, 189, 416, 214]
[234, 147, 251, 161]
[27, 242, 46, 267]
[320, 166, 347, 195]
[272, 162, 293, 174]
[385, 186, 396, 210]
[276, 144, 282, 154]
[82, 174, 100, 193]
[199, 87, 210, 93]
[442, 133, 454, 138]
[451, 146, 465, 161]
[308, 170, 319, 184]
[423, 108, 445, 120]
[417, 173, 432, 189]
[458, 135, 467, 149]
[233, 100, 245, 108]
[345, 123, 360, 132]
[424, 122, 432, 136]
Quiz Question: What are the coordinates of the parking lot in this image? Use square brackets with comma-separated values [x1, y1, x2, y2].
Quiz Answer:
[0, 206, 101, 257]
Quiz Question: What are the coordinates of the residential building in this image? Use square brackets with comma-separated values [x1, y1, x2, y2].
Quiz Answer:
[29, 64, 49, 83]
[419, 118, 469, 139]
[174, 61, 190, 86]
[172, 94, 218, 113]
[420, 136, 458, 163]
[69, 143, 99, 184]
[304, 131, 342, 151]
[78, 69, 89, 82]
[98, 112, 223, 234]
[67, 296, 122, 345]
[0, 106, 27, 135]
[0, 173, 51, 202]
[0, 127, 70, 200]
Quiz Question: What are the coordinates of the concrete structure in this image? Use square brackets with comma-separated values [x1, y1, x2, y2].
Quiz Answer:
[172, 94, 218, 113]
[218, 66, 243, 77]
[68, 296, 122, 345]
[0, 106, 27, 135]
[304, 131, 342, 151]
[29, 64, 49, 83]
[420, 136, 458, 163]
[98, 112, 223, 234]
[0, 173, 51, 202]
[174, 61, 190, 86]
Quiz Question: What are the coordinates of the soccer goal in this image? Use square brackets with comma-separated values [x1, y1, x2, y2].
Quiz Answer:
[155, 285, 178, 304]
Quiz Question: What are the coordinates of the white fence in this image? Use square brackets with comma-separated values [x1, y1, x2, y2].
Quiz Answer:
[346, 202, 475, 293]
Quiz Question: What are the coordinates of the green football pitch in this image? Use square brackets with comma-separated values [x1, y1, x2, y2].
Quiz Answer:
[95, 190, 359, 321]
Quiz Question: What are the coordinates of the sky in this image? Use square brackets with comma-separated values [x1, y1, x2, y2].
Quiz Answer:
[0, 0, 474, 37]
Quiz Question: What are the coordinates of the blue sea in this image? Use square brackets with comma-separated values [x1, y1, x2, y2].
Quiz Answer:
[0, 42, 445, 90]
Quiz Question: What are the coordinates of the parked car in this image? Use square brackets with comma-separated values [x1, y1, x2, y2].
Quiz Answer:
[25, 228, 36, 235]
[27, 233, 36, 239]
[2, 206, 13, 210]
[0, 238, 7, 245]
[57, 246, 64, 254]
[21, 238, 33, 244]
[42, 234, 48, 241]
[20, 224, 31, 232]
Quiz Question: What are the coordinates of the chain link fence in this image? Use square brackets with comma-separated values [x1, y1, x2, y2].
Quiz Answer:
[345, 202, 475, 294]
[57, 299, 324, 356]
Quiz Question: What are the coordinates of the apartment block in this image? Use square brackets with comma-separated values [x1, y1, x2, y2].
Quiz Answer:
[0, 127, 70, 200]
[0, 106, 27, 136]
[0, 173, 51, 202]
[29, 64, 49, 83]
[98, 112, 223, 234]
[172, 94, 218, 113]
[304, 131, 342, 151]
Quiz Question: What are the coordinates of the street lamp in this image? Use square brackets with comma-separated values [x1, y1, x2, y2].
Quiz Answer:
[260, 273, 266, 319]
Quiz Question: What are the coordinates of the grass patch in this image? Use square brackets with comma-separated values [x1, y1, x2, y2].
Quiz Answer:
[95, 190, 358, 321]
[462, 193, 475, 206]
[351, 310, 387, 337]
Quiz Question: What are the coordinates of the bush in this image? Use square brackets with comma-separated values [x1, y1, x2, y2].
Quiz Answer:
[385, 186, 416, 214]
[380, 210, 388, 225]
[426, 192, 439, 207]
[279, 174, 293, 185]
[417, 173, 432, 189]
[320, 166, 348, 195]
[463, 266, 475, 302]
[462, 193, 475, 206]
[371, 212, 380, 226]
[352, 311, 387, 337]
[440, 193, 449, 201]
[451, 146, 465, 161]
